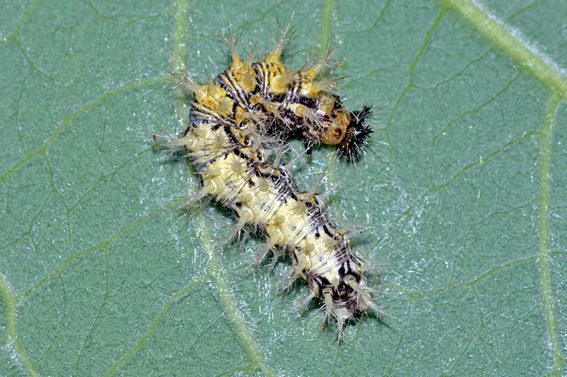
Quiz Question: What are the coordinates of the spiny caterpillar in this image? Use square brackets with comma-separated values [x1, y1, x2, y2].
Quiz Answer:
[164, 20, 378, 329]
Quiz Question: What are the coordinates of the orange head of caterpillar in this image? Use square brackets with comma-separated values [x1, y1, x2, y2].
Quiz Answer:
[319, 105, 373, 160]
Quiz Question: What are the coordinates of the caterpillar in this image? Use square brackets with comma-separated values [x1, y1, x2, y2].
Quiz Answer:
[165, 20, 379, 329]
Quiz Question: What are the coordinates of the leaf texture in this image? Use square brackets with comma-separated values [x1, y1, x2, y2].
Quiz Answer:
[0, 0, 566, 376]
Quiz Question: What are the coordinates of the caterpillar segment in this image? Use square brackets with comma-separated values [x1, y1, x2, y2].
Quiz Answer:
[171, 22, 378, 328]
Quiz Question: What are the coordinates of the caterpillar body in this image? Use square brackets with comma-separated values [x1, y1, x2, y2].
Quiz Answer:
[167, 21, 378, 328]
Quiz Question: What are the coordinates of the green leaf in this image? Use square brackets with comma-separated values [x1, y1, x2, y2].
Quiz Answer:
[1, 0, 566, 376]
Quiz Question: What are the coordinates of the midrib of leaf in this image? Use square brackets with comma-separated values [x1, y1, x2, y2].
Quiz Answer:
[169, 1, 277, 376]
[539, 93, 564, 376]
[439, 0, 566, 374]
[440, 0, 567, 96]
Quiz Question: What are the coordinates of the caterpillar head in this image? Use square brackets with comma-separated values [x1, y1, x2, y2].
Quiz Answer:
[336, 106, 373, 160]
[319, 105, 373, 161]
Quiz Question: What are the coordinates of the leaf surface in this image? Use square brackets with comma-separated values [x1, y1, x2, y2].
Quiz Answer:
[0, 0, 566, 376]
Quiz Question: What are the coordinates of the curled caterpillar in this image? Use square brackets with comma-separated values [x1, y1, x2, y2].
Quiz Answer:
[166, 20, 379, 328]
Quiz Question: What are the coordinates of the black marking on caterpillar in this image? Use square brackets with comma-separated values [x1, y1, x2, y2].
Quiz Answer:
[164, 19, 379, 330]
